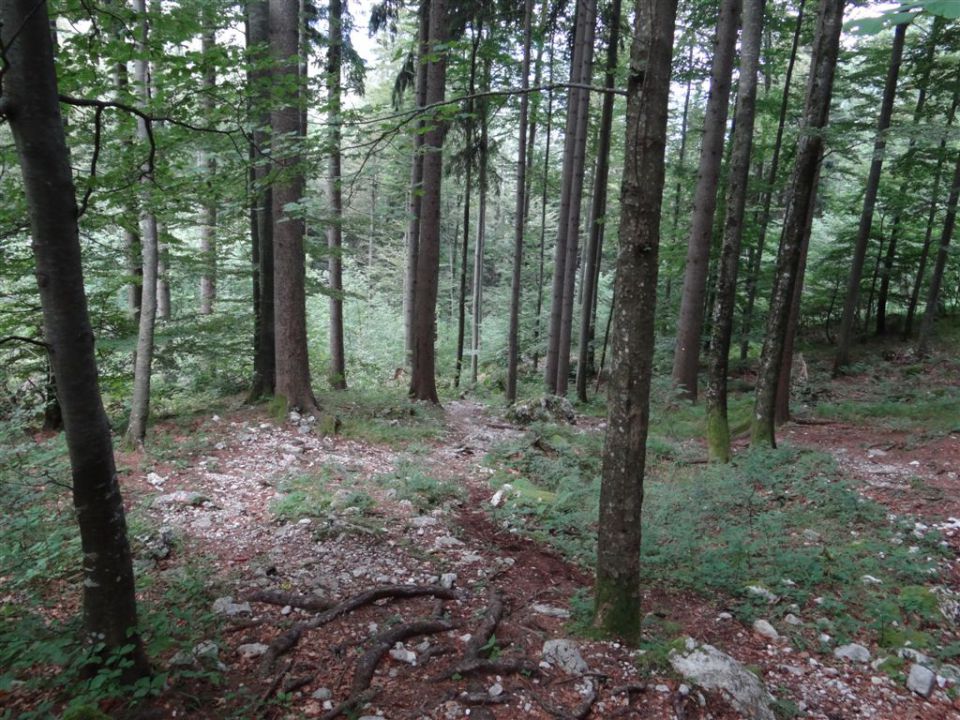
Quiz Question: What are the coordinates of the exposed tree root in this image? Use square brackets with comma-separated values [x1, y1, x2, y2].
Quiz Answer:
[246, 589, 334, 613]
[255, 659, 291, 715]
[259, 584, 458, 675]
[534, 679, 598, 720]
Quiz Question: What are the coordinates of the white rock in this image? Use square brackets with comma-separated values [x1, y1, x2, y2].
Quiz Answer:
[440, 573, 458, 589]
[802, 529, 821, 542]
[897, 647, 930, 665]
[834, 643, 870, 663]
[753, 619, 779, 641]
[746, 585, 779, 603]
[312, 688, 332, 700]
[669, 638, 776, 720]
[434, 535, 465, 548]
[411, 515, 438, 528]
[907, 663, 935, 697]
[146, 472, 166, 487]
[488, 682, 504, 697]
[655, 684, 670, 693]
[862, 574, 883, 585]
[542, 639, 589, 675]
[237, 643, 269, 659]
[717, 612, 733, 621]
[490, 484, 513, 507]
[389, 644, 417, 665]
[531, 603, 571, 619]
[212, 597, 251, 616]
[784, 614, 802, 626]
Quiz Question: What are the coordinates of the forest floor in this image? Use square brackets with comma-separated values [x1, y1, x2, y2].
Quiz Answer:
[6, 348, 960, 720]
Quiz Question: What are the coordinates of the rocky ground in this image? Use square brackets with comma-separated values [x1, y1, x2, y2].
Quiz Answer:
[102, 391, 960, 720]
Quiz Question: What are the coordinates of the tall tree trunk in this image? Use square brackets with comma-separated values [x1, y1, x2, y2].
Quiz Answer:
[126, 0, 159, 447]
[471, 49, 491, 386]
[327, 0, 347, 389]
[270, 0, 317, 412]
[664, 42, 695, 305]
[532, 41, 555, 373]
[408, 0, 447, 403]
[862, 225, 887, 333]
[507, 0, 534, 402]
[751, 0, 845, 448]
[594, 0, 677, 641]
[904, 81, 959, 339]
[575, 0, 622, 403]
[2, 0, 149, 677]
[832, 22, 907, 373]
[454, 27, 480, 389]
[739, 0, 806, 360]
[554, 0, 598, 396]
[248, 0, 276, 399]
[156, 225, 171, 319]
[199, 26, 217, 315]
[704, 0, 764, 462]
[917, 151, 960, 355]
[544, 0, 595, 393]
[671, 0, 741, 401]
[876, 18, 942, 336]
[403, 0, 431, 369]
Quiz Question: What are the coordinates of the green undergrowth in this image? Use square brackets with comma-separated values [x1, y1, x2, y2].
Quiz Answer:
[485, 419, 954, 655]
[312, 388, 445, 447]
[815, 383, 960, 433]
[374, 458, 465, 512]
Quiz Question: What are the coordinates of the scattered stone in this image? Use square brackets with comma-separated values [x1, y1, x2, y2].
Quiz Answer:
[898, 647, 930, 665]
[490, 484, 513, 508]
[411, 515, 438, 528]
[669, 638, 776, 720]
[504, 396, 576, 425]
[488, 682, 504, 697]
[542, 639, 589, 675]
[237, 643, 269, 659]
[907, 663, 935, 697]
[312, 688, 332, 700]
[862, 574, 883, 585]
[834, 643, 870, 663]
[531, 603, 571, 619]
[440, 573, 458, 589]
[389, 643, 417, 665]
[146, 472, 166, 487]
[169, 650, 195, 667]
[154, 491, 207, 507]
[932, 586, 960, 625]
[802, 529, 821, 543]
[784, 614, 802, 626]
[746, 585, 779, 603]
[655, 684, 670, 693]
[281, 605, 292, 615]
[212, 596, 252, 616]
[753, 619, 779, 641]
[717, 612, 733, 621]
[434, 535, 465, 549]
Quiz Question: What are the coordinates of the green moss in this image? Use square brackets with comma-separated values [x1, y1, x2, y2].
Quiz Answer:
[706, 406, 731, 463]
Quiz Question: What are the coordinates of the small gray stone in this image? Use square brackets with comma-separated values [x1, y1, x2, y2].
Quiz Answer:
[753, 619, 779, 641]
[440, 573, 457, 589]
[237, 643, 269, 658]
[411, 515, 438, 528]
[488, 682, 504, 697]
[312, 688, 332, 700]
[784, 613, 802, 626]
[531, 603, 571, 619]
[154, 490, 207, 507]
[907, 663, 935, 697]
[434, 535, 465, 548]
[897, 647, 930, 665]
[212, 596, 252, 616]
[542, 639, 589, 675]
[802, 529, 821, 542]
[389, 644, 417, 665]
[746, 585, 779, 603]
[834, 643, 871, 663]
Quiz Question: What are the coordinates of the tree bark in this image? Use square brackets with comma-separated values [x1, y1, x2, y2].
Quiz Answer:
[594, 0, 677, 641]
[403, 0, 431, 369]
[739, 0, 806, 360]
[575, 0, 622, 403]
[751, 0, 845, 449]
[917, 150, 960, 356]
[704, 0, 764, 462]
[327, 0, 347, 389]
[2, 0, 149, 678]
[664, 43, 695, 304]
[408, 0, 447, 403]
[671, 0, 741, 401]
[126, 0, 159, 447]
[544, 0, 595, 393]
[156, 226, 170, 320]
[532, 41, 555, 373]
[506, 0, 534, 402]
[199, 25, 218, 316]
[471, 49, 491, 386]
[270, 0, 317, 412]
[248, 0, 276, 400]
[832, 22, 907, 374]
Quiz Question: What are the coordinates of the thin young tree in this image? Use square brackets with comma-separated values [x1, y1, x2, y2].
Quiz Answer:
[832, 22, 907, 374]
[126, 0, 159, 447]
[471, 46, 491, 386]
[751, 0, 846, 448]
[506, 0, 534, 402]
[199, 22, 218, 316]
[704, 0, 765, 462]
[408, 0, 448, 403]
[671, 0, 741, 401]
[327, 0, 347, 389]
[594, 0, 677, 640]
[2, 0, 150, 677]
[271, 0, 318, 411]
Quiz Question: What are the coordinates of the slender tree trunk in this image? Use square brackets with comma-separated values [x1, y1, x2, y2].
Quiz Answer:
[554, 0, 598, 396]
[751, 0, 845, 449]
[3, 0, 150, 678]
[576, 0, 622, 403]
[156, 225, 170, 319]
[532, 41, 555, 373]
[199, 26, 217, 315]
[408, 0, 447, 403]
[327, 0, 347, 389]
[832, 23, 907, 373]
[403, 0, 431, 369]
[671, 0, 741, 401]
[594, 0, 677, 641]
[904, 82, 959, 339]
[704, 0, 764, 462]
[248, 0, 276, 399]
[126, 0, 159, 447]
[863, 226, 887, 333]
[739, 0, 806, 360]
[471, 50, 491, 386]
[917, 151, 960, 355]
[367, 176, 377, 269]
[270, 0, 317, 412]
[664, 43, 695, 305]
[544, 0, 595, 392]
[507, 0, 534, 402]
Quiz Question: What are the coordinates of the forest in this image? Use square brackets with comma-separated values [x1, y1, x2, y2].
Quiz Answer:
[2, 0, 960, 717]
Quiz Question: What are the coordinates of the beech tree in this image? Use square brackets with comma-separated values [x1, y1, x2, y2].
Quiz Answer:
[2, 0, 149, 676]
[327, 0, 347, 389]
[594, 0, 677, 640]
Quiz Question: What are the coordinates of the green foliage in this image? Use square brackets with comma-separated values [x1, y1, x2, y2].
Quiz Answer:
[375, 459, 464, 512]
[313, 388, 445, 447]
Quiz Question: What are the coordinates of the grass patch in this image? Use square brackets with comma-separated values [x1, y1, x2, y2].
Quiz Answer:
[373, 459, 464, 512]
[313, 388, 445, 447]
[815, 384, 960, 433]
